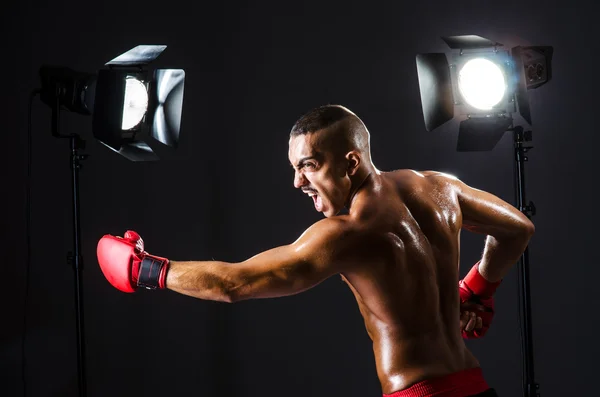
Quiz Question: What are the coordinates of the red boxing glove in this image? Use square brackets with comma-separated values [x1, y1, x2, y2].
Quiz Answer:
[459, 261, 502, 339]
[96, 230, 169, 293]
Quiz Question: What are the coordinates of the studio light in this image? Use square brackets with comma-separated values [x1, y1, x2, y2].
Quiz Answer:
[415, 35, 552, 151]
[39, 45, 185, 161]
[31, 45, 185, 397]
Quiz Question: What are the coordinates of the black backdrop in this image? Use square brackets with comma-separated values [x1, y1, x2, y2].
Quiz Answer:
[2, 1, 598, 396]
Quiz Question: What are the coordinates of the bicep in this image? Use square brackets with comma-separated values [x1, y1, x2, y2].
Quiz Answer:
[229, 221, 349, 300]
[453, 178, 535, 238]
[232, 246, 326, 299]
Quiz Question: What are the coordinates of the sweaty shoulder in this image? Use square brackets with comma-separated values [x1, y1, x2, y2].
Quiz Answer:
[387, 169, 459, 197]
[296, 216, 352, 243]
[391, 169, 458, 182]
[294, 217, 360, 260]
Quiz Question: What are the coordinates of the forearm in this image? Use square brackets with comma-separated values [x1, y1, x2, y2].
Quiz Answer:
[166, 256, 321, 302]
[478, 232, 533, 282]
[166, 260, 237, 303]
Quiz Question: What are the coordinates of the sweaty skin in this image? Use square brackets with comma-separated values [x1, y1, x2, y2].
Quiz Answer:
[166, 126, 534, 394]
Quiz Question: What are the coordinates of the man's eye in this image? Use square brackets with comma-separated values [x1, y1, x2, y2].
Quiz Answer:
[304, 163, 315, 169]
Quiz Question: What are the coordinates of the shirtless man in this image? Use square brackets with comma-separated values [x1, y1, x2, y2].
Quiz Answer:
[97, 105, 535, 397]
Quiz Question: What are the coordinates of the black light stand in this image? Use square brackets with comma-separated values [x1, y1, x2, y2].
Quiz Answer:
[51, 100, 88, 397]
[512, 125, 539, 397]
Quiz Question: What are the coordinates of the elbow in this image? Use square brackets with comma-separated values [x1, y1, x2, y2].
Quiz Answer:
[220, 292, 236, 304]
[219, 268, 248, 303]
[513, 219, 535, 245]
[213, 284, 240, 303]
[523, 218, 535, 238]
[221, 288, 242, 303]
[499, 219, 534, 242]
[512, 210, 535, 239]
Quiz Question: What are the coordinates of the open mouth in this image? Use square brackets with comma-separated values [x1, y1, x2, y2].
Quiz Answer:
[306, 191, 323, 212]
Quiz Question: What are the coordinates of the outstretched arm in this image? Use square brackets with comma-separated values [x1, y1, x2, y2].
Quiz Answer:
[166, 218, 353, 302]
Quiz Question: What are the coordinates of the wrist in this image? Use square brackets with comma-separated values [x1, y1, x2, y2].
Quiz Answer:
[463, 261, 501, 297]
[137, 254, 170, 290]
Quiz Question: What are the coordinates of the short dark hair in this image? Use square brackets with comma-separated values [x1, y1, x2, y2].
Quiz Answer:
[290, 105, 353, 136]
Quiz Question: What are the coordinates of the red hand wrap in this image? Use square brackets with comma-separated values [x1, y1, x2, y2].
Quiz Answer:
[459, 261, 501, 339]
[462, 261, 501, 298]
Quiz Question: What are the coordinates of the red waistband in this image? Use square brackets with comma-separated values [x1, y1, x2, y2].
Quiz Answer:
[383, 367, 489, 397]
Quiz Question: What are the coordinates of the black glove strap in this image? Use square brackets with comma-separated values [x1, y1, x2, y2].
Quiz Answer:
[138, 257, 166, 290]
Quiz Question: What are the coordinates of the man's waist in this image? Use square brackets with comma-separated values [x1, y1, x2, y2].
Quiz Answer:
[383, 367, 489, 397]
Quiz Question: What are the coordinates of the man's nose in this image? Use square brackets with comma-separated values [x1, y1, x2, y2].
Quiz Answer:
[294, 170, 306, 189]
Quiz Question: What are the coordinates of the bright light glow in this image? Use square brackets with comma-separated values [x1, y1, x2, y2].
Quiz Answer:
[458, 58, 506, 110]
[122, 78, 148, 130]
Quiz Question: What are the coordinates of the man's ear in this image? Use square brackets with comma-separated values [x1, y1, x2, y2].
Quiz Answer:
[345, 151, 361, 176]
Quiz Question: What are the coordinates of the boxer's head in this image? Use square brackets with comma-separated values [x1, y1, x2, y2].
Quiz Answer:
[288, 105, 374, 217]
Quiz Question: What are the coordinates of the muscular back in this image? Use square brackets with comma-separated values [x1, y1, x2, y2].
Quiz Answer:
[340, 170, 477, 394]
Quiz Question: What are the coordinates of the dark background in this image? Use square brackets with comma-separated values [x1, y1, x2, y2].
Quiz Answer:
[2, 0, 596, 396]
